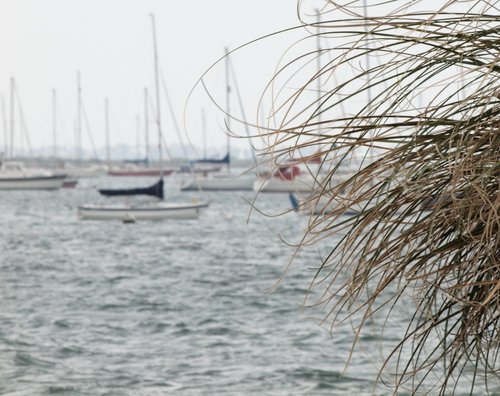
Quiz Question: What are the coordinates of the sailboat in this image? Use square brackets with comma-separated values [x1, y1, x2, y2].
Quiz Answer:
[180, 48, 255, 191]
[288, 3, 376, 210]
[0, 161, 66, 190]
[78, 14, 209, 221]
[254, 10, 326, 195]
[0, 78, 67, 190]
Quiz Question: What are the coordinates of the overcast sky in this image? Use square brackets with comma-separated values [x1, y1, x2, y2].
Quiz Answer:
[0, 0, 321, 158]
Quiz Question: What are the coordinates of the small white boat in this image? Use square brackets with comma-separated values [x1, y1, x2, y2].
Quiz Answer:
[254, 175, 317, 193]
[0, 161, 66, 190]
[181, 173, 255, 191]
[78, 200, 209, 221]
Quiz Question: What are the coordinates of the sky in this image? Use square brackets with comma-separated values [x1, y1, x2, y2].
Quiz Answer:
[0, 0, 321, 160]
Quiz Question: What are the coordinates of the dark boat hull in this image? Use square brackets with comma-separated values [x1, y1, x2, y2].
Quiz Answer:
[99, 179, 164, 199]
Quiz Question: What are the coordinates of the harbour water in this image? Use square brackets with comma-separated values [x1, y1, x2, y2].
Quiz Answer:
[0, 175, 449, 395]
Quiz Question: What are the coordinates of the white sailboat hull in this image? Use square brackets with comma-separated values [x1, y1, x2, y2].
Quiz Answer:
[0, 174, 66, 190]
[253, 175, 317, 193]
[181, 174, 255, 191]
[78, 201, 209, 221]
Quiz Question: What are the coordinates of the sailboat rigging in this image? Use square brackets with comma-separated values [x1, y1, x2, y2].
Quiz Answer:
[289, 3, 374, 212]
[64, 72, 107, 178]
[107, 85, 174, 177]
[253, 10, 326, 194]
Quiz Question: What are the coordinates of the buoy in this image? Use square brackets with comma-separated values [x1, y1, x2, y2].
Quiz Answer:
[122, 213, 136, 223]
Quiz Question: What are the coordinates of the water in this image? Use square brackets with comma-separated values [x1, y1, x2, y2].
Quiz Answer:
[0, 175, 476, 395]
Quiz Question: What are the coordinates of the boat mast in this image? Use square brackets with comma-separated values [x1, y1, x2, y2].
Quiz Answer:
[227, 56, 257, 165]
[202, 108, 206, 159]
[144, 87, 149, 166]
[52, 89, 57, 158]
[362, 0, 372, 105]
[9, 77, 14, 159]
[362, 0, 373, 161]
[2, 94, 7, 158]
[316, 9, 321, 127]
[224, 47, 231, 173]
[77, 71, 82, 162]
[136, 114, 141, 160]
[105, 98, 110, 167]
[16, 85, 33, 158]
[150, 14, 163, 179]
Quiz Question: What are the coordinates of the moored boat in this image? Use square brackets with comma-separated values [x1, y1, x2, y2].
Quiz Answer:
[108, 166, 174, 177]
[78, 200, 209, 221]
[181, 172, 255, 191]
[0, 161, 66, 190]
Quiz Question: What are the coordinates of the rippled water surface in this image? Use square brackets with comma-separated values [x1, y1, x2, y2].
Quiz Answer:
[0, 175, 463, 395]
